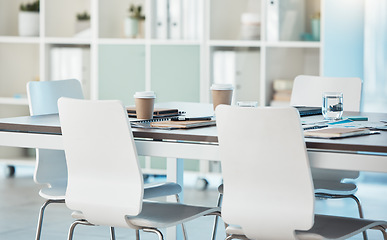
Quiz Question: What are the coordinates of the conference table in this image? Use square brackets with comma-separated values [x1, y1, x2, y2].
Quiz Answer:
[0, 102, 387, 239]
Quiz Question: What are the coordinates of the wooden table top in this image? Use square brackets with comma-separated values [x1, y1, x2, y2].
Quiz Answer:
[0, 102, 386, 154]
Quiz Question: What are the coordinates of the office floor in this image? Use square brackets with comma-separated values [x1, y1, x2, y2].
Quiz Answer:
[0, 166, 386, 240]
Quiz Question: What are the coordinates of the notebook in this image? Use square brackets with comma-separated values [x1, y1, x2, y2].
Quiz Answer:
[126, 107, 184, 118]
[304, 127, 373, 139]
[294, 106, 322, 117]
[150, 119, 216, 129]
[130, 117, 216, 129]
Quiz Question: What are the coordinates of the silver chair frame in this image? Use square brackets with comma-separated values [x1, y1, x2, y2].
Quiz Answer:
[35, 199, 65, 240]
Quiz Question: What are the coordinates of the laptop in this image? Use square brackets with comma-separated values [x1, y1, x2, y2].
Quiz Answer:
[294, 106, 322, 117]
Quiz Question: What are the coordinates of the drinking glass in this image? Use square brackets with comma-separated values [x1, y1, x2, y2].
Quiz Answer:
[322, 92, 343, 120]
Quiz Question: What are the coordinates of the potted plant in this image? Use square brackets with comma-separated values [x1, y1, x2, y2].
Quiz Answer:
[18, 0, 40, 37]
[124, 4, 145, 38]
[75, 11, 91, 37]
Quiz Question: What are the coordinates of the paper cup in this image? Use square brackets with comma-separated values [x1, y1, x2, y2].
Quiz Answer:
[134, 91, 156, 119]
[211, 84, 234, 110]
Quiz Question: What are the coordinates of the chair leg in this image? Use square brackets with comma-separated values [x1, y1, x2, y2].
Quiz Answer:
[175, 194, 188, 240]
[211, 193, 223, 240]
[143, 228, 164, 240]
[382, 229, 387, 240]
[315, 193, 368, 240]
[136, 229, 140, 240]
[348, 194, 367, 240]
[35, 199, 65, 240]
[67, 220, 93, 240]
[347, 194, 364, 218]
[372, 226, 387, 240]
[110, 227, 116, 240]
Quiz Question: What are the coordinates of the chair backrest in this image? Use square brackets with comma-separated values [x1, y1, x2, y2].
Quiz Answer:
[290, 75, 362, 111]
[58, 98, 144, 228]
[291, 75, 361, 181]
[27, 79, 84, 116]
[216, 105, 315, 240]
[27, 79, 84, 187]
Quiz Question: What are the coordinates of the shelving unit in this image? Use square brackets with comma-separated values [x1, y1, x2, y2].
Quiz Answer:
[0, 0, 322, 174]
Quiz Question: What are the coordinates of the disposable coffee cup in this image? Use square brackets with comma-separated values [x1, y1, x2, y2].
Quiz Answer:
[211, 84, 234, 110]
[134, 91, 156, 119]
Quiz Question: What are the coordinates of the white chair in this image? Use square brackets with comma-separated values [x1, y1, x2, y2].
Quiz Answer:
[211, 75, 365, 240]
[28, 79, 184, 240]
[291, 75, 365, 216]
[27, 79, 84, 240]
[216, 105, 387, 240]
[290, 75, 362, 111]
[57, 98, 220, 240]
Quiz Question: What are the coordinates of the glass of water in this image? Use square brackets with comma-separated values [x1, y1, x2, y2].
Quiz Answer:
[322, 92, 343, 120]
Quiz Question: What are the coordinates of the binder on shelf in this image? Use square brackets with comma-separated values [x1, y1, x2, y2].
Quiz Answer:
[183, 0, 199, 40]
[155, 0, 169, 39]
[213, 51, 236, 85]
[266, 0, 279, 41]
[169, 0, 182, 39]
[50, 47, 91, 98]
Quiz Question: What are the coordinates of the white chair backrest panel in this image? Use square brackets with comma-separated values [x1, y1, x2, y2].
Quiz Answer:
[58, 98, 144, 228]
[290, 75, 362, 112]
[27, 79, 84, 116]
[27, 79, 83, 186]
[216, 105, 315, 240]
[291, 75, 361, 181]
[34, 149, 67, 186]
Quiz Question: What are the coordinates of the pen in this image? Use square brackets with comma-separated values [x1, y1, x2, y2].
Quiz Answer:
[171, 116, 212, 121]
[380, 120, 387, 123]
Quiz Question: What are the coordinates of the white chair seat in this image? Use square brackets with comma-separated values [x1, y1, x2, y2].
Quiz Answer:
[125, 201, 220, 229]
[225, 214, 387, 240]
[296, 214, 387, 240]
[40, 182, 181, 201]
[143, 182, 182, 199]
[314, 180, 357, 195]
[39, 186, 66, 200]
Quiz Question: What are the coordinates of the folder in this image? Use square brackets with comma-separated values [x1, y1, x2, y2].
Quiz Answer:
[156, 0, 169, 39]
[169, 0, 182, 39]
[266, 0, 279, 41]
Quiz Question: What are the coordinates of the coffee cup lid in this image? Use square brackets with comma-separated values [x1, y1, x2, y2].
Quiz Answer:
[210, 84, 234, 90]
[134, 91, 156, 98]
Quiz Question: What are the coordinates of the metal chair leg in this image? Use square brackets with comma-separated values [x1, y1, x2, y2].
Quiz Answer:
[110, 227, 116, 240]
[348, 194, 367, 240]
[143, 228, 164, 240]
[136, 229, 140, 240]
[211, 193, 223, 240]
[348, 194, 364, 218]
[315, 193, 367, 240]
[175, 194, 188, 240]
[67, 220, 93, 240]
[382, 229, 387, 240]
[373, 226, 387, 240]
[35, 199, 65, 240]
